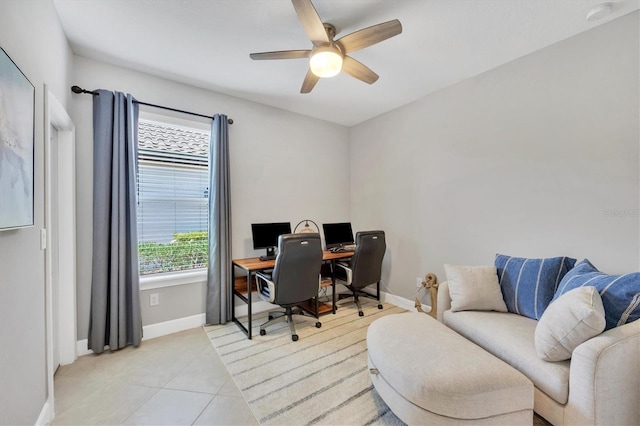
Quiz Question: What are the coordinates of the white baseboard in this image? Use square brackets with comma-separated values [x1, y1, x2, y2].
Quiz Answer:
[381, 290, 432, 313]
[143, 313, 205, 340]
[76, 313, 207, 357]
[74, 291, 427, 358]
[76, 339, 91, 357]
[36, 395, 54, 425]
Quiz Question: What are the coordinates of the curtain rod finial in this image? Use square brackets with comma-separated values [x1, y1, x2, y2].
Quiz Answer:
[71, 85, 99, 96]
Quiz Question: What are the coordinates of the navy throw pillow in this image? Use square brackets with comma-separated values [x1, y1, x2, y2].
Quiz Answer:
[495, 254, 576, 320]
[553, 259, 640, 330]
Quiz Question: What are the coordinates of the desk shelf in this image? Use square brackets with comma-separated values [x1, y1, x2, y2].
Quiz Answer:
[298, 299, 333, 315]
[233, 276, 256, 295]
[297, 277, 334, 316]
[234, 276, 334, 316]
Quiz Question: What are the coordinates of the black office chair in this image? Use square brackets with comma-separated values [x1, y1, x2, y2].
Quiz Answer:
[335, 230, 386, 317]
[255, 233, 323, 341]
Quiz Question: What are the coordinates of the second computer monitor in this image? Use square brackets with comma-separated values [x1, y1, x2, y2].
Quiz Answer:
[323, 222, 355, 249]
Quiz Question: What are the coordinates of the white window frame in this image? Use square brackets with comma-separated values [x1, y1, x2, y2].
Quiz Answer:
[137, 111, 212, 290]
[140, 268, 208, 291]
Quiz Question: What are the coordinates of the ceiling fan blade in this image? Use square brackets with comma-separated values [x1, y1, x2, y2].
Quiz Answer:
[250, 50, 312, 60]
[301, 69, 320, 93]
[336, 19, 402, 54]
[342, 56, 379, 84]
[292, 0, 329, 45]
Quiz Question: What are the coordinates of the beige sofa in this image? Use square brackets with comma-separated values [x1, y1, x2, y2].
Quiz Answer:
[437, 281, 640, 426]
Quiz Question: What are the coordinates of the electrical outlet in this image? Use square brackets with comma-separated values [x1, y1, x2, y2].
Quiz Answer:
[416, 277, 423, 288]
[150, 293, 159, 306]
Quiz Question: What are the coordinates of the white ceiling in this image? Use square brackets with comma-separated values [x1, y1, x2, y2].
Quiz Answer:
[53, 0, 639, 127]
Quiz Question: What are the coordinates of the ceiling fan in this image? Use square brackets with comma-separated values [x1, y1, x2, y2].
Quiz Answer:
[249, 0, 402, 94]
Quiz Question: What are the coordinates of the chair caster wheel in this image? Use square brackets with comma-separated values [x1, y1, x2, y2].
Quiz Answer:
[315, 322, 322, 328]
[268, 315, 273, 320]
[358, 311, 364, 317]
[259, 329, 266, 336]
[378, 304, 383, 309]
[292, 334, 299, 342]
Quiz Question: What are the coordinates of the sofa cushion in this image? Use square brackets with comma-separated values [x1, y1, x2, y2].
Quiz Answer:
[444, 310, 570, 404]
[495, 254, 576, 320]
[535, 286, 606, 361]
[553, 259, 640, 331]
[444, 264, 508, 313]
[367, 313, 533, 420]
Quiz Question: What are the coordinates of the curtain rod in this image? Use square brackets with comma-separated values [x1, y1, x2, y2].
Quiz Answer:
[70, 85, 233, 124]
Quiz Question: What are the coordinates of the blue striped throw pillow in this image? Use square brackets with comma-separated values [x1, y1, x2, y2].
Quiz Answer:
[495, 254, 576, 320]
[553, 259, 640, 330]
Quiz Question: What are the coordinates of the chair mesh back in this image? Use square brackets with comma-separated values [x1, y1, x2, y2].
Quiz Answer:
[350, 231, 386, 290]
[271, 233, 323, 305]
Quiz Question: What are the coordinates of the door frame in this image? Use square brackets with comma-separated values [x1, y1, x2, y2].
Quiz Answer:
[44, 86, 77, 408]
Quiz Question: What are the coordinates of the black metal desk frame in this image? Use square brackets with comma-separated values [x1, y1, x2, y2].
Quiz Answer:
[231, 251, 352, 339]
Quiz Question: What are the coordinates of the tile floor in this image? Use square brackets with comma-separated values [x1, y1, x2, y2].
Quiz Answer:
[53, 325, 551, 426]
[52, 327, 258, 425]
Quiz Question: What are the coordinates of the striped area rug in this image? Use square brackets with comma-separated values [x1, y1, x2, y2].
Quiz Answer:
[206, 302, 407, 425]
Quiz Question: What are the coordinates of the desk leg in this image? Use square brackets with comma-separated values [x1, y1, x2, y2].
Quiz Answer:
[331, 259, 337, 314]
[231, 265, 252, 339]
[231, 265, 235, 321]
[247, 270, 252, 339]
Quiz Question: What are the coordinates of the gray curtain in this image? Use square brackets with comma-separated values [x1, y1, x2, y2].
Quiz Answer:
[88, 90, 142, 353]
[206, 114, 232, 325]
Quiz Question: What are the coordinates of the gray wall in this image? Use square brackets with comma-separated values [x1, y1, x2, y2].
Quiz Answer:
[350, 12, 640, 302]
[140, 282, 206, 326]
[71, 56, 351, 339]
[0, 1, 73, 424]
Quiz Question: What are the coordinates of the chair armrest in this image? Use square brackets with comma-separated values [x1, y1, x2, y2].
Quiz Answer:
[436, 281, 451, 323]
[255, 271, 276, 303]
[565, 319, 640, 425]
[255, 271, 271, 280]
[335, 262, 352, 284]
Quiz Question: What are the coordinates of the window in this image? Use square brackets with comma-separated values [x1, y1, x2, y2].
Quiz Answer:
[136, 118, 210, 275]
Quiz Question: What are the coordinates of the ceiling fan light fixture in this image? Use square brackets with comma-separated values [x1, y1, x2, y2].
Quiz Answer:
[309, 46, 343, 78]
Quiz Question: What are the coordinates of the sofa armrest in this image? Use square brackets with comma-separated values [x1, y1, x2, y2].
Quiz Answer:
[565, 318, 640, 425]
[436, 281, 450, 323]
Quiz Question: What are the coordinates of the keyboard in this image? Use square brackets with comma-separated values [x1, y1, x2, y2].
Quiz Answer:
[328, 245, 356, 253]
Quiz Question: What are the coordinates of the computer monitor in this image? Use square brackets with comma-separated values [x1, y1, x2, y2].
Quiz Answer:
[251, 222, 292, 260]
[322, 222, 354, 249]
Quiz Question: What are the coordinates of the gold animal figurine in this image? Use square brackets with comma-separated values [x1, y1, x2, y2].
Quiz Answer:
[415, 273, 438, 318]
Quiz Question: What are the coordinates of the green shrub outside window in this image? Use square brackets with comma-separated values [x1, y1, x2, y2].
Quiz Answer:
[139, 231, 208, 275]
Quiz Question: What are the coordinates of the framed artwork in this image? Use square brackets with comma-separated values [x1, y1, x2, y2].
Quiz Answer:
[0, 46, 34, 230]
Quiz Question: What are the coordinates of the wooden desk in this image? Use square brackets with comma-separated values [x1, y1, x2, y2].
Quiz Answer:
[232, 250, 352, 339]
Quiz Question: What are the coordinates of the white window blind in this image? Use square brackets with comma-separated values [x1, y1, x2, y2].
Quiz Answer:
[136, 119, 210, 275]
